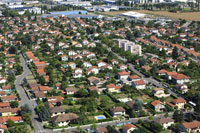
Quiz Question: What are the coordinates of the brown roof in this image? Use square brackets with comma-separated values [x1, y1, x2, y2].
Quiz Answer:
[34, 91, 45, 98]
[39, 86, 51, 91]
[182, 121, 200, 129]
[126, 101, 134, 108]
[171, 74, 189, 80]
[96, 127, 108, 133]
[2, 95, 17, 101]
[133, 80, 145, 85]
[65, 88, 78, 93]
[151, 100, 164, 107]
[0, 102, 10, 108]
[49, 107, 65, 113]
[110, 106, 125, 113]
[52, 113, 78, 123]
[0, 108, 20, 113]
[172, 98, 186, 104]
[128, 75, 140, 79]
[118, 71, 130, 76]
[154, 117, 174, 124]
[123, 124, 136, 131]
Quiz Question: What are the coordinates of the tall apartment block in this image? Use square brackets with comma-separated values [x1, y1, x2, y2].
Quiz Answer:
[117, 39, 142, 56]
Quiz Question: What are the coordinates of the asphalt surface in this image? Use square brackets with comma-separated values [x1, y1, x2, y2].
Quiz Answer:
[14, 54, 45, 133]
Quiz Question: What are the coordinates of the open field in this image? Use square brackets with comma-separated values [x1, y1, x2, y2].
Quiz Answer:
[101, 10, 200, 21]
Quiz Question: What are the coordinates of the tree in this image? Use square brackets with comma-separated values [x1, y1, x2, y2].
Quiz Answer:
[172, 46, 179, 59]
[21, 104, 32, 115]
[151, 65, 158, 77]
[75, 88, 88, 97]
[10, 101, 19, 108]
[89, 90, 99, 98]
[91, 123, 97, 130]
[133, 100, 143, 111]
[107, 125, 119, 133]
[22, 113, 32, 127]
[7, 119, 15, 127]
[8, 46, 18, 54]
[173, 110, 183, 123]
[7, 74, 16, 83]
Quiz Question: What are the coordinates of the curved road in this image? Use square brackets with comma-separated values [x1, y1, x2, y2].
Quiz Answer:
[14, 54, 45, 133]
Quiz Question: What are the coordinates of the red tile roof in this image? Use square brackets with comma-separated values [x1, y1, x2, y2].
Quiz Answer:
[182, 121, 200, 129]
[123, 123, 136, 131]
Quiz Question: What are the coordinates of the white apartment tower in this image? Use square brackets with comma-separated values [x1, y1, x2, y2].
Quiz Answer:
[117, 39, 142, 56]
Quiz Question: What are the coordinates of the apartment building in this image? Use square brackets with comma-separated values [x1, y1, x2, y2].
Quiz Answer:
[117, 39, 142, 56]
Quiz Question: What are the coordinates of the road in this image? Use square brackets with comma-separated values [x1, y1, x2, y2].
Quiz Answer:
[103, 44, 191, 102]
[14, 54, 45, 133]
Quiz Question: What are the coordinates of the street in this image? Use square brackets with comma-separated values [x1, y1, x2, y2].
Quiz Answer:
[14, 54, 45, 133]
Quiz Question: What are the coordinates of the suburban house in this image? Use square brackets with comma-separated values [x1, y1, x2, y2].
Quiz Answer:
[179, 121, 200, 133]
[87, 86, 100, 94]
[0, 124, 7, 133]
[122, 123, 137, 133]
[83, 61, 92, 68]
[97, 61, 107, 68]
[151, 100, 165, 112]
[52, 113, 78, 127]
[175, 84, 188, 94]
[49, 107, 65, 117]
[165, 71, 178, 80]
[0, 116, 23, 124]
[61, 54, 68, 61]
[107, 84, 121, 93]
[172, 98, 186, 110]
[0, 108, 20, 117]
[154, 117, 174, 129]
[171, 74, 190, 84]
[110, 106, 126, 117]
[34, 91, 45, 100]
[39, 86, 51, 93]
[118, 71, 130, 81]
[132, 80, 146, 90]
[65, 88, 78, 95]
[1, 95, 17, 102]
[128, 75, 141, 82]
[95, 127, 108, 133]
[47, 96, 64, 105]
[118, 64, 127, 70]
[111, 59, 119, 65]
[157, 69, 168, 76]
[86, 66, 99, 75]
[0, 102, 10, 108]
[68, 62, 76, 69]
[87, 76, 101, 86]
[152, 88, 170, 98]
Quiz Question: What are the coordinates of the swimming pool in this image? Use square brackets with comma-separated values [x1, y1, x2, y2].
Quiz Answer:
[95, 115, 106, 120]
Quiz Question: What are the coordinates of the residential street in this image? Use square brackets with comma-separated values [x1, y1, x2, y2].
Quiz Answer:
[14, 54, 45, 133]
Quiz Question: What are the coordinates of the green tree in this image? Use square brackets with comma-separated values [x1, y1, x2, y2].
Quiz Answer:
[21, 104, 32, 115]
[10, 101, 19, 108]
[172, 46, 179, 59]
[7, 119, 15, 127]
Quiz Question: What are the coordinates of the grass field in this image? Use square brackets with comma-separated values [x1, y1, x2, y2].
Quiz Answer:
[101, 10, 200, 21]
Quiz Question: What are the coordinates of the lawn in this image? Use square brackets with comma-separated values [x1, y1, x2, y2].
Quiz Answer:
[100, 10, 200, 21]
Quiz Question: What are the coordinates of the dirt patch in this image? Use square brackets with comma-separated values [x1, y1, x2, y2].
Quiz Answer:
[101, 10, 200, 21]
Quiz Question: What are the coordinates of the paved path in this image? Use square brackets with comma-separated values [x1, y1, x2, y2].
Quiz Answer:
[14, 54, 45, 133]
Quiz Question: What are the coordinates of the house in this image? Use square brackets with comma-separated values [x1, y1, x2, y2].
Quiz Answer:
[0, 102, 10, 108]
[151, 100, 165, 112]
[47, 96, 64, 105]
[88, 86, 100, 94]
[165, 71, 178, 80]
[68, 62, 76, 69]
[157, 69, 168, 76]
[110, 106, 125, 117]
[132, 80, 146, 90]
[0, 91, 6, 97]
[0, 124, 7, 133]
[179, 121, 200, 133]
[118, 71, 130, 81]
[97, 61, 107, 68]
[95, 127, 108, 133]
[0, 116, 23, 124]
[36, 69, 46, 76]
[86, 66, 99, 75]
[128, 75, 140, 82]
[175, 84, 188, 94]
[152, 88, 170, 98]
[0, 108, 20, 117]
[61, 55, 68, 61]
[1, 95, 17, 102]
[39, 86, 51, 93]
[172, 98, 186, 110]
[72, 54, 82, 60]
[65, 88, 78, 95]
[34, 91, 45, 100]
[111, 59, 119, 65]
[122, 123, 137, 133]
[49, 107, 65, 117]
[87, 76, 101, 86]
[171, 74, 190, 84]
[154, 117, 174, 129]
[52, 113, 78, 127]
[118, 64, 127, 70]
[83, 62, 92, 68]
[107, 84, 121, 93]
